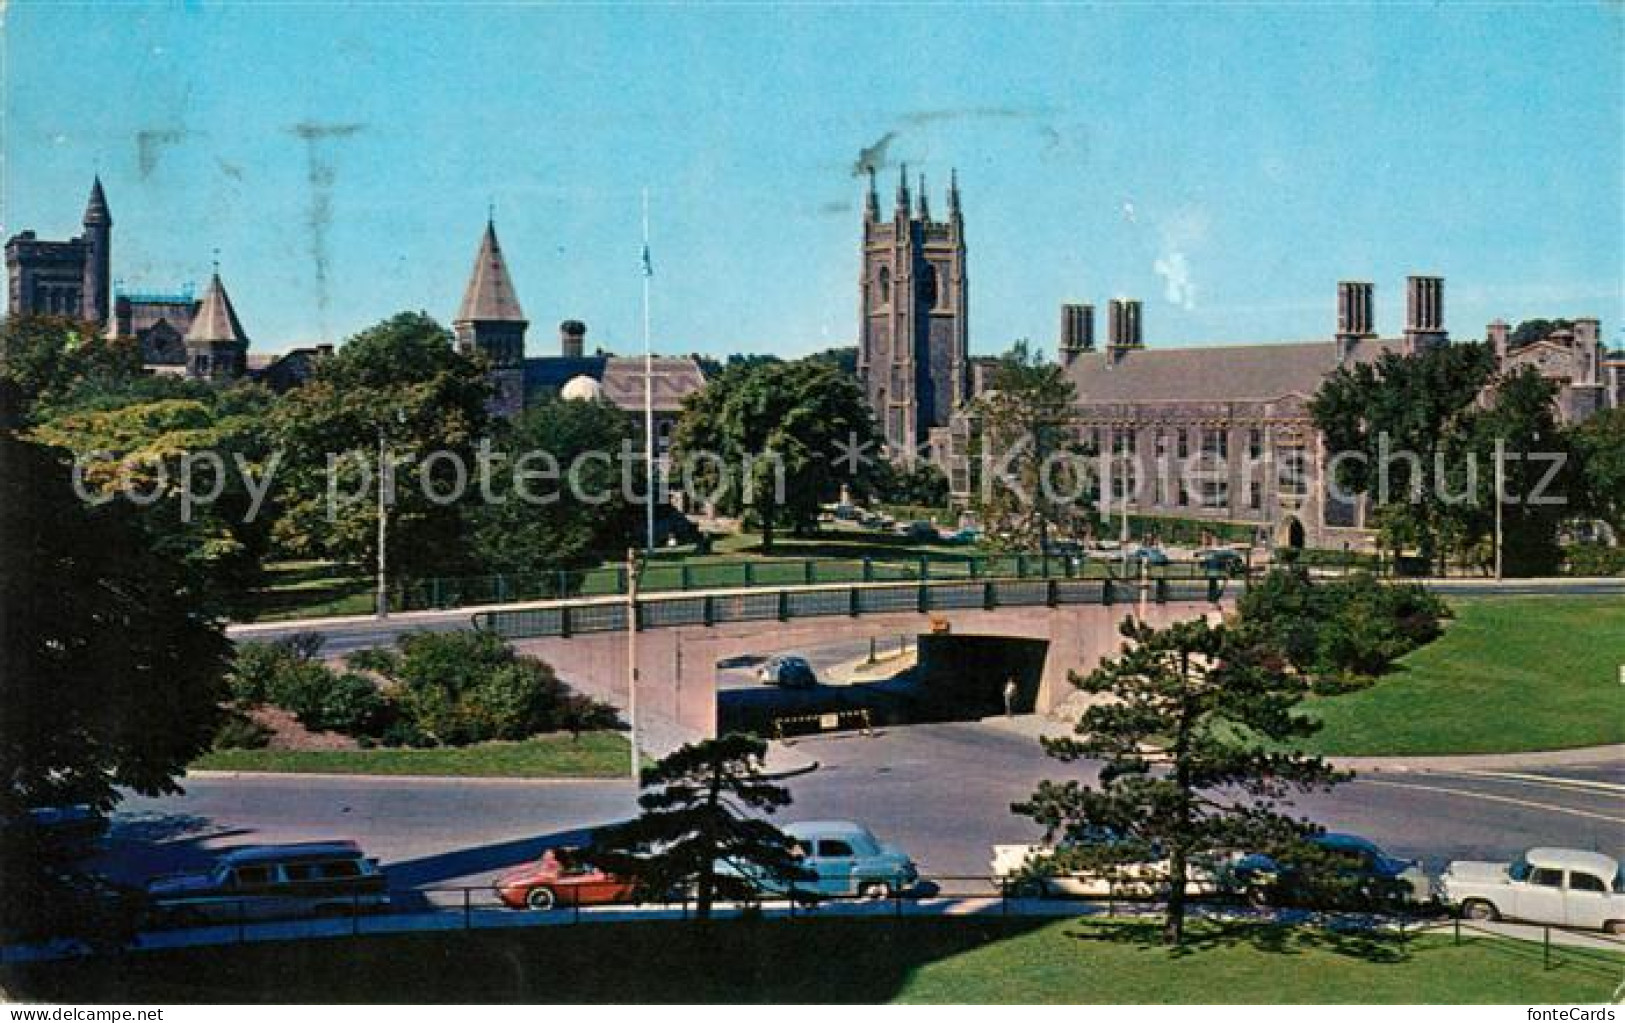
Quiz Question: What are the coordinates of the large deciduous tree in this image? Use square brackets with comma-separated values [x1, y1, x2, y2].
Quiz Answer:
[970, 339, 1093, 550]
[0, 314, 143, 417]
[1015, 616, 1345, 946]
[671, 360, 877, 553]
[1310, 344, 1496, 573]
[1571, 407, 1625, 539]
[270, 312, 492, 582]
[1466, 367, 1576, 576]
[466, 395, 636, 577]
[579, 735, 811, 920]
[0, 432, 232, 940]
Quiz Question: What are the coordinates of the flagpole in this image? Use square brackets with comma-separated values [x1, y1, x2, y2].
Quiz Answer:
[642, 188, 656, 554]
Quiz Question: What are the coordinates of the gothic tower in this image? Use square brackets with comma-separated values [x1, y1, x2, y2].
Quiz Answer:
[857, 165, 968, 462]
[81, 176, 112, 327]
[183, 271, 250, 381]
[453, 218, 528, 418]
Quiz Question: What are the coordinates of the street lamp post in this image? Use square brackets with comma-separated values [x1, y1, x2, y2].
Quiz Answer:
[625, 547, 641, 783]
[376, 427, 390, 620]
[375, 409, 406, 620]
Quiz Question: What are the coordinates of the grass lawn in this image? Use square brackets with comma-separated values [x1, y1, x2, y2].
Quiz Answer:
[191, 732, 630, 778]
[1301, 596, 1625, 757]
[237, 560, 375, 622]
[4, 917, 1617, 1003]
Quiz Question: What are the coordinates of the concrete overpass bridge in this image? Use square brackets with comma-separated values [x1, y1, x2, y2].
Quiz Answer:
[474, 576, 1233, 747]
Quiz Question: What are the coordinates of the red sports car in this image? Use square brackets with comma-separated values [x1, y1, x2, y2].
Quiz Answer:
[493, 849, 636, 911]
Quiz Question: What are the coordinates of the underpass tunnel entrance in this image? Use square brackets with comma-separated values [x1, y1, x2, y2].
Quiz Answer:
[914, 635, 1049, 720]
[714, 633, 926, 737]
[713, 631, 1052, 737]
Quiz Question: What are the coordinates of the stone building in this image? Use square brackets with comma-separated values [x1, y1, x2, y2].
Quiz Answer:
[450, 219, 706, 450]
[7, 177, 256, 381]
[6, 178, 111, 326]
[960, 278, 1617, 551]
[856, 166, 968, 463]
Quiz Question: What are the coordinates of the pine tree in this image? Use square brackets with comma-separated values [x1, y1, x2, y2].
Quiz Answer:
[579, 734, 811, 920]
[1015, 616, 1347, 945]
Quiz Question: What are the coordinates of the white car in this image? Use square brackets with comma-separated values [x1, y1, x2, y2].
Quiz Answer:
[991, 843, 1224, 899]
[1439, 847, 1625, 933]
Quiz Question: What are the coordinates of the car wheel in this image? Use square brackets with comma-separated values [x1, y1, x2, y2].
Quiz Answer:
[858, 881, 891, 900]
[1244, 885, 1272, 910]
[525, 886, 558, 912]
[1604, 920, 1625, 936]
[1460, 899, 1499, 922]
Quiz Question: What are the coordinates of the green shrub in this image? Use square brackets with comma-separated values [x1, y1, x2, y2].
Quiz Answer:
[366, 630, 620, 746]
[213, 712, 273, 750]
[1239, 568, 1447, 682]
[1565, 544, 1625, 577]
[312, 673, 391, 736]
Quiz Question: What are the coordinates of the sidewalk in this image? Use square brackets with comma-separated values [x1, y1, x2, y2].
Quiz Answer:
[978, 714, 1624, 773]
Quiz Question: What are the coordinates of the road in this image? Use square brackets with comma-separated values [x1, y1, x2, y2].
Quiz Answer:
[104, 721, 1625, 893]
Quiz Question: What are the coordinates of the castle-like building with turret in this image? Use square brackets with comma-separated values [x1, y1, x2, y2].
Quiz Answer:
[857, 174, 1622, 550]
[5, 178, 265, 384]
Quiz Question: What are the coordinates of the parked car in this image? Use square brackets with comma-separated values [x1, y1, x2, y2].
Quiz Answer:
[14, 804, 110, 859]
[1439, 847, 1625, 932]
[758, 654, 817, 689]
[146, 841, 389, 926]
[721, 820, 918, 899]
[494, 848, 637, 911]
[1229, 833, 1431, 908]
[1196, 548, 1247, 576]
[898, 520, 939, 541]
[1124, 545, 1170, 567]
[991, 840, 1225, 899]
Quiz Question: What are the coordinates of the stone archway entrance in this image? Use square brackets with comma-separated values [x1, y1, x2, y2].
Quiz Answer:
[1277, 515, 1306, 549]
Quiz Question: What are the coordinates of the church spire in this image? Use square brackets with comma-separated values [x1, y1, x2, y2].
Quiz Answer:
[917, 172, 930, 220]
[895, 162, 911, 216]
[947, 167, 961, 218]
[864, 166, 880, 221]
[456, 218, 526, 324]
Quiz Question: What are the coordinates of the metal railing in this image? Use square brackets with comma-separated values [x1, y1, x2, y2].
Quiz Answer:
[399, 552, 1195, 612]
[18, 874, 1620, 976]
[472, 571, 1241, 641]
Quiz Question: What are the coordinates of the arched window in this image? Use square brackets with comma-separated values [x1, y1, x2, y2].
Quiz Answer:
[918, 263, 938, 308]
[877, 266, 891, 305]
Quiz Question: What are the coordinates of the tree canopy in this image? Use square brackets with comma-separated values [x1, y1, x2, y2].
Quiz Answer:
[1310, 343, 1497, 572]
[467, 395, 636, 576]
[671, 359, 877, 552]
[970, 339, 1093, 550]
[1015, 616, 1345, 945]
[270, 312, 492, 581]
[579, 734, 811, 920]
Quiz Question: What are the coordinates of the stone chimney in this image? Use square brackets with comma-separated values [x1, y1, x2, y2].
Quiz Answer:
[1059, 302, 1095, 367]
[1486, 319, 1510, 363]
[1403, 275, 1448, 355]
[560, 319, 587, 359]
[1106, 298, 1142, 364]
[1574, 317, 1601, 384]
[1335, 281, 1375, 364]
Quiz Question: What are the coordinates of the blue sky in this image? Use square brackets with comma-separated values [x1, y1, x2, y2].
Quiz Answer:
[7, 2, 1621, 357]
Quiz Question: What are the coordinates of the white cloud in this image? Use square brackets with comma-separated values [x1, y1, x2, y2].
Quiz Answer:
[1154, 251, 1197, 310]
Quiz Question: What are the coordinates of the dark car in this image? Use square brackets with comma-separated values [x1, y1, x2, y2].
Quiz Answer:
[1229, 833, 1431, 909]
[1197, 548, 1247, 576]
[758, 655, 817, 689]
[22, 805, 110, 858]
